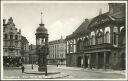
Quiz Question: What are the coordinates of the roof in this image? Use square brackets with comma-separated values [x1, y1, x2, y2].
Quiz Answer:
[66, 19, 91, 40]
[49, 38, 65, 45]
[36, 24, 47, 34]
[21, 36, 29, 43]
[73, 19, 90, 34]
[88, 11, 125, 30]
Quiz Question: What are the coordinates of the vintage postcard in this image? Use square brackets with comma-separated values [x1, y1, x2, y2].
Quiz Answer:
[0, 0, 127, 80]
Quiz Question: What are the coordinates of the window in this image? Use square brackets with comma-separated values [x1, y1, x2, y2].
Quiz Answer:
[83, 38, 89, 48]
[105, 31, 110, 43]
[69, 42, 73, 53]
[77, 40, 83, 52]
[92, 35, 95, 45]
[10, 41, 13, 46]
[4, 34, 8, 39]
[15, 42, 18, 47]
[15, 35, 18, 40]
[97, 30, 103, 44]
[113, 32, 117, 45]
[10, 35, 13, 40]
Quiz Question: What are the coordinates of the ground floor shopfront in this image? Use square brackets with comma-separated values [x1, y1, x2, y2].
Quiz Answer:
[66, 47, 125, 70]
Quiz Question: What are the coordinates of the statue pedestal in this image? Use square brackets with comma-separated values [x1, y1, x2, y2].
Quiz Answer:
[38, 66, 47, 72]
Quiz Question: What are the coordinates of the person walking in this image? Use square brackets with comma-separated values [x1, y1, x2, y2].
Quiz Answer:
[32, 64, 33, 70]
[21, 65, 25, 73]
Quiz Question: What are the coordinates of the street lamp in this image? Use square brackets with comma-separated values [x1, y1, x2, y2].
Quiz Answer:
[35, 12, 49, 75]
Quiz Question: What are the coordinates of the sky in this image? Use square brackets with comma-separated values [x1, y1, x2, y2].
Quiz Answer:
[3, 2, 109, 45]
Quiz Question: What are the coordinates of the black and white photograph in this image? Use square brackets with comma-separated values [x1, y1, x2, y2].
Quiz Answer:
[1, 1, 127, 80]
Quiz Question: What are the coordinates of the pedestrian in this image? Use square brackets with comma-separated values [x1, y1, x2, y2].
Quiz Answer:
[57, 64, 58, 67]
[57, 62, 59, 67]
[32, 64, 33, 70]
[21, 65, 25, 73]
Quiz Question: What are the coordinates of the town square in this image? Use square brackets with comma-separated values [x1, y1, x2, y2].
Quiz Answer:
[1, 1, 126, 80]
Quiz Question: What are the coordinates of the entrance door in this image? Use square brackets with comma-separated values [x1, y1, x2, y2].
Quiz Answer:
[98, 53, 104, 68]
[77, 56, 81, 67]
[84, 56, 88, 68]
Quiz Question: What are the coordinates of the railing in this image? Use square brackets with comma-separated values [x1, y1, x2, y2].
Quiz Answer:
[82, 43, 113, 51]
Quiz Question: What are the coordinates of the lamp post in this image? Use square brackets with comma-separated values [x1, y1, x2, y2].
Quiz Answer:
[35, 12, 49, 75]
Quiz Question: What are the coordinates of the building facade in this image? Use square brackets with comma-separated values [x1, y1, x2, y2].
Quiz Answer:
[29, 44, 38, 64]
[65, 3, 126, 70]
[21, 36, 29, 64]
[3, 17, 22, 67]
[48, 37, 66, 65]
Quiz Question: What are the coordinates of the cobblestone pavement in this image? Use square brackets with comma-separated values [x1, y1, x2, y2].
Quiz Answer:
[3, 64, 125, 79]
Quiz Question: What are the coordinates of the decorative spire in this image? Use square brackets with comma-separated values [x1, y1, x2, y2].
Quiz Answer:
[41, 12, 43, 24]
[99, 8, 102, 15]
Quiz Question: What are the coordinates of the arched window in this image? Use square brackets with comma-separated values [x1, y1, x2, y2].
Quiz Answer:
[113, 32, 117, 45]
[120, 28, 125, 45]
[105, 31, 110, 43]
[77, 40, 83, 52]
[15, 35, 18, 40]
[68, 41, 74, 53]
[92, 35, 95, 45]
[97, 30, 103, 44]
[83, 38, 89, 48]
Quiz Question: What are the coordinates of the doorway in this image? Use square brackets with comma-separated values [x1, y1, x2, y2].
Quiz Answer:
[77, 56, 82, 67]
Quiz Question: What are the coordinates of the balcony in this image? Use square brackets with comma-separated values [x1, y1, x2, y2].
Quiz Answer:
[83, 43, 113, 51]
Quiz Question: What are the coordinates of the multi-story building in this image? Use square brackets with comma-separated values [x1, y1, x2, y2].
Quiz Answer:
[3, 17, 22, 67]
[48, 37, 66, 65]
[65, 3, 126, 70]
[29, 44, 38, 64]
[21, 36, 29, 64]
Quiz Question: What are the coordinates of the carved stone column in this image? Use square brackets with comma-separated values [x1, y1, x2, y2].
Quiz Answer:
[104, 52, 106, 69]
[117, 27, 120, 46]
[96, 52, 99, 69]
[94, 30, 97, 45]
[102, 28, 105, 43]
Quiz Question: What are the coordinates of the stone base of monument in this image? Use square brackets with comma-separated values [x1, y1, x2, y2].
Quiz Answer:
[24, 70, 69, 79]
